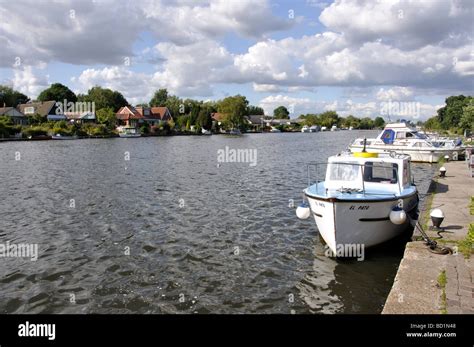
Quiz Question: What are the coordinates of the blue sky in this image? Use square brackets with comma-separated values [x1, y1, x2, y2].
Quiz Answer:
[1, 0, 472, 119]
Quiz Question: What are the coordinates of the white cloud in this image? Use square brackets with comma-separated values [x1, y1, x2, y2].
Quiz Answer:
[376, 87, 414, 101]
[319, 0, 473, 49]
[11, 66, 49, 99]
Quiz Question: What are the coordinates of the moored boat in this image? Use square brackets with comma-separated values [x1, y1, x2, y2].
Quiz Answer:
[51, 134, 78, 140]
[118, 126, 141, 138]
[228, 128, 242, 136]
[298, 150, 419, 254]
[301, 125, 310, 133]
[349, 122, 464, 163]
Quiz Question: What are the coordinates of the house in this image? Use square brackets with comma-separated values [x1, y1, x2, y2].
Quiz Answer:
[17, 101, 66, 121]
[64, 111, 96, 123]
[245, 115, 265, 132]
[115, 106, 172, 127]
[0, 107, 28, 125]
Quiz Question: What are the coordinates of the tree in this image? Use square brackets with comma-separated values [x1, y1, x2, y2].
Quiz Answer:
[319, 111, 339, 128]
[164, 95, 184, 119]
[423, 116, 441, 131]
[150, 89, 169, 107]
[96, 107, 116, 127]
[460, 100, 474, 132]
[78, 86, 128, 112]
[437, 95, 468, 129]
[359, 117, 374, 129]
[0, 85, 29, 107]
[248, 105, 264, 115]
[38, 83, 77, 103]
[218, 95, 249, 128]
[373, 116, 385, 128]
[273, 106, 290, 119]
[196, 108, 212, 129]
[301, 114, 319, 126]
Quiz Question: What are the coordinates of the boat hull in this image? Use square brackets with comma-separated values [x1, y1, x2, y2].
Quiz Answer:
[349, 144, 462, 163]
[118, 133, 141, 138]
[306, 193, 418, 254]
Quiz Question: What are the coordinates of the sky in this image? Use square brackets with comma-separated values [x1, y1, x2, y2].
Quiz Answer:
[0, 0, 473, 120]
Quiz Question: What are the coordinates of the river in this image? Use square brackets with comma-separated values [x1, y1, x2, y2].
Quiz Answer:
[0, 130, 435, 313]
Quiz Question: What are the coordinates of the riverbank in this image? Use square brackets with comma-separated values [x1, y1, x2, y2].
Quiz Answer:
[383, 160, 474, 314]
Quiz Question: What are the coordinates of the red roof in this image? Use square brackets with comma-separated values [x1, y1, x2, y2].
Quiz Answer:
[116, 106, 172, 121]
[116, 106, 144, 120]
[211, 112, 225, 121]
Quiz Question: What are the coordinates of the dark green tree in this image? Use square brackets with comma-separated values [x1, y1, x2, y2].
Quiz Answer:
[38, 83, 77, 102]
[373, 116, 385, 128]
[0, 85, 29, 107]
[273, 106, 290, 119]
[78, 86, 128, 112]
[150, 89, 169, 107]
[248, 105, 264, 115]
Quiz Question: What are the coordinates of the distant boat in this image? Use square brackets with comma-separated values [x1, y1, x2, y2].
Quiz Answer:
[270, 126, 281, 133]
[301, 125, 310, 133]
[309, 125, 319, 133]
[118, 126, 141, 138]
[321, 126, 327, 131]
[228, 128, 242, 136]
[51, 134, 78, 140]
[331, 125, 338, 131]
[201, 128, 212, 135]
[349, 126, 354, 131]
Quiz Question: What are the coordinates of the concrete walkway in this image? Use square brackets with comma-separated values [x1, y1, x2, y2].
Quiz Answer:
[383, 160, 473, 314]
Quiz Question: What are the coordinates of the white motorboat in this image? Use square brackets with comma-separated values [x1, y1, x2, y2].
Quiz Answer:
[118, 126, 141, 138]
[321, 126, 327, 131]
[301, 125, 310, 133]
[349, 123, 464, 163]
[331, 125, 338, 131]
[51, 134, 78, 140]
[309, 125, 319, 133]
[270, 126, 281, 133]
[201, 128, 212, 135]
[297, 150, 419, 255]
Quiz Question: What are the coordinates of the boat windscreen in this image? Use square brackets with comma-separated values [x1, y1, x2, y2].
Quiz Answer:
[328, 163, 360, 181]
[413, 131, 428, 139]
[363, 162, 398, 184]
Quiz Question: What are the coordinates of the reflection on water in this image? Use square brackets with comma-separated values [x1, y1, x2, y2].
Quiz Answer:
[0, 131, 434, 313]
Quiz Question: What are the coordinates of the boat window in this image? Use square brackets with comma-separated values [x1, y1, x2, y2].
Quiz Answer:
[396, 132, 405, 139]
[363, 162, 398, 184]
[403, 162, 410, 186]
[328, 163, 360, 182]
[406, 132, 414, 138]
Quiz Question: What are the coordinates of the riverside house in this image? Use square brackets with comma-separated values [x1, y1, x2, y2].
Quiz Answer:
[18, 101, 67, 121]
[115, 106, 172, 127]
[0, 107, 28, 125]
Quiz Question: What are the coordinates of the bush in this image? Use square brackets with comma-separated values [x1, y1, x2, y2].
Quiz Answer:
[22, 126, 49, 137]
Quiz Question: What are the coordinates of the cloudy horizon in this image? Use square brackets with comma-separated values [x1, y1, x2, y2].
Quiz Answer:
[1, 0, 473, 120]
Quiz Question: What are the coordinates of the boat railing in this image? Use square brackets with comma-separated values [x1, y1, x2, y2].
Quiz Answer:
[306, 161, 402, 197]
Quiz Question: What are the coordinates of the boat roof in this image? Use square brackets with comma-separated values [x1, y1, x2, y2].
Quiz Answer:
[328, 151, 411, 164]
[385, 122, 414, 129]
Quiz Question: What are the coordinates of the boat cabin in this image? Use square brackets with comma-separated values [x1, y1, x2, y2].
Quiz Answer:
[323, 152, 413, 195]
[377, 123, 428, 144]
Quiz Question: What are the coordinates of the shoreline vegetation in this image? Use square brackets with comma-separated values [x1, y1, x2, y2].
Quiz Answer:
[0, 83, 473, 141]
